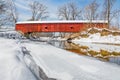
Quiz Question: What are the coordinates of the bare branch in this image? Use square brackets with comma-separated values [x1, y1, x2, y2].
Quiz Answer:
[0, 0, 6, 14]
[83, 0, 99, 20]
[102, 0, 116, 28]
[29, 1, 48, 21]
[58, 2, 82, 20]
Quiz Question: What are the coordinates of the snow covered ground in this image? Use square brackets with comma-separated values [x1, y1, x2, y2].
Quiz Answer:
[0, 38, 37, 80]
[0, 30, 24, 39]
[73, 28, 120, 44]
[73, 33, 120, 44]
[23, 41, 120, 80]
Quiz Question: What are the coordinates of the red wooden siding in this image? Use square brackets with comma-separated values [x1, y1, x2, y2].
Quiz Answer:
[16, 22, 107, 34]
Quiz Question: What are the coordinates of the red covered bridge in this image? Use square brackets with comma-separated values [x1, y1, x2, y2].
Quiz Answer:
[16, 20, 108, 34]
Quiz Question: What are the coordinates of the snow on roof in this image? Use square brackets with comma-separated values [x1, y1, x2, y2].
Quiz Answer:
[16, 20, 108, 24]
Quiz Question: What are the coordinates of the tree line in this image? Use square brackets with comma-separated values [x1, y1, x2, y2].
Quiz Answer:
[0, 0, 120, 29]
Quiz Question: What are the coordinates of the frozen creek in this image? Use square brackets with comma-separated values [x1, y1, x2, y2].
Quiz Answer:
[0, 31, 120, 80]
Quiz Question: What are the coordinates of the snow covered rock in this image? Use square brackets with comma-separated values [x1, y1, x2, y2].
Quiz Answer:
[0, 30, 25, 39]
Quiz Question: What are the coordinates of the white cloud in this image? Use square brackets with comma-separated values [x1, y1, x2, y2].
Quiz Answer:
[15, 1, 30, 10]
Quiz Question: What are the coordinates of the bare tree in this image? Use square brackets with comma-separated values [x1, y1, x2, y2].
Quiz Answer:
[82, 0, 99, 28]
[58, 2, 82, 20]
[7, 0, 18, 26]
[110, 9, 120, 29]
[102, 0, 116, 28]
[0, 0, 18, 27]
[29, 1, 48, 21]
[58, 4, 70, 20]
[69, 3, 82, 20]
[83, 0, 99, 20]
[0, 0, 7, 27]
[0, 0, 6, 13]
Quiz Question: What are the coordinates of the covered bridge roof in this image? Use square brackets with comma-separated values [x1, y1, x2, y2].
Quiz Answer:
[16, 20, 108, 24]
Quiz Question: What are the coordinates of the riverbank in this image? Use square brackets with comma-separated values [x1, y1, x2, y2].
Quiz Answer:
[73, 28, 120, 44]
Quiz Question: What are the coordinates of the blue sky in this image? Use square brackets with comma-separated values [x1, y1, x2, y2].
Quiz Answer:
[15, 0, 120, 21]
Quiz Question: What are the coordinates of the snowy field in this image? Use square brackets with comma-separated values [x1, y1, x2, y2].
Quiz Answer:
[0, 38, 37, 80]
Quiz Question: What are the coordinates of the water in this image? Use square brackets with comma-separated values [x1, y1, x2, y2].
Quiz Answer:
[48, 41, 120, 65]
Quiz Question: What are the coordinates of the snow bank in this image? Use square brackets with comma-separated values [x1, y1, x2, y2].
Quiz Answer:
[0, 30, 25, 39]
[72, 42, 120, 52]
[23, 42, 120, 80]
[73, 27, 120, 44]
[73, 32, 120, 44]
[0, 38, 37, 80]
